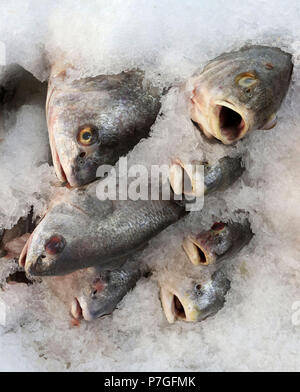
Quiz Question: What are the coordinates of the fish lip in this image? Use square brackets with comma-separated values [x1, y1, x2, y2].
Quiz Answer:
[71, 297, 83, 321]
[52, 140, 84, 189]
[46, 84, 74, 188]
[18, 225, 50, 276]
[160, 287, 196, 323]
[182, 235, 215, 266]
[48, 124, 68, 185]
[72, 296, 93, 321]
[26, 263, 56, 277]
[169, 158, 205, 197]
[48, 123, 78, 188]
[213, 100, 249, 144]
[160, 287, 176, 323]
[19, 231, 34, 268]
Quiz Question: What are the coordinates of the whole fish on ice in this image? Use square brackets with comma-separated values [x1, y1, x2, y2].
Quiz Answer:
[19, 155, 244, 276]
[189, 46, 293, 144]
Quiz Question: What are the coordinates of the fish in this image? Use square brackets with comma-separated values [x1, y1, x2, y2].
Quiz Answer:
[19, 182, 185, 276]
[71, 256, 144, 321]
[182, 220, 253, 266]
[169, 155, 244, 197]
[160, 268, 230, 323]
[19, 155, 245, 277]
[189, 46, 293, 144]
[46, 66, 161, 187]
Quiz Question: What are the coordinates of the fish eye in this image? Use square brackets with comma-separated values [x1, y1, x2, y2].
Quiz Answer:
[45, 234, 66, 255]
[235, 72, 258, 89]
[77, 126, 98, 146]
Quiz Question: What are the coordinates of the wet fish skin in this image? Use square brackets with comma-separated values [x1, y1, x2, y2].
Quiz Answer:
[160, 269, 230, 323]
[20, 182, 185, 276]
[71, 256, 143, 321]
[182, 220, 253, 266]
[190, 46, 293, 144]
[20, 155, 245, 277]
[47, 69, 161, 187]
[203, 156, 244, 194]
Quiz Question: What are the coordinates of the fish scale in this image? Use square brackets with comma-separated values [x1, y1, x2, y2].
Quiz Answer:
[20, 155, 245, 276]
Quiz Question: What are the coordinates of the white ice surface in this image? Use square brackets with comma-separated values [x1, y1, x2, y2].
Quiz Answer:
[0, 0, 300, 372]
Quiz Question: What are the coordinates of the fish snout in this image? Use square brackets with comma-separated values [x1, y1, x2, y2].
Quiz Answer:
[169, 158, 205, 197]
[160, 286, 200, 323]
[51, 132, 92, 188]
[20, 234, 66, 276]
[182, 234, 216, 266]
[71, 296, 95, 322]
[70, 153, 99, 187]
[71, 297, 83, 320]
[183, 220, 253, 266]
[24, 255, 47, 276]
[183, 222, 228, 266]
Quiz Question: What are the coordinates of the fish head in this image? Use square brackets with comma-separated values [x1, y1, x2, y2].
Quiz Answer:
[160, 270, 230, 323]
[182, 222, 232, 266]
[71, 273, 116, 321]
[47, 71, 160, 187]
[190, 46, 293, 144]
[71, 259, 142, 322]
[19, 192, 106, 276]
[47, 85, 118, 187]
[183, 220, 253, 266]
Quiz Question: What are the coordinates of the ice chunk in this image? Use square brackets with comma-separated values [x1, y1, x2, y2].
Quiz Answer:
[0, 105, 55, 229]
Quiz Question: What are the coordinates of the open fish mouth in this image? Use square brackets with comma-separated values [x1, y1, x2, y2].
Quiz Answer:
[214, 101, 248, 144]
[169, 158, 204, 197]
[160, 287, 197, 323]
[182, 235, 214, 265]
[71, 297, 93, 321]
